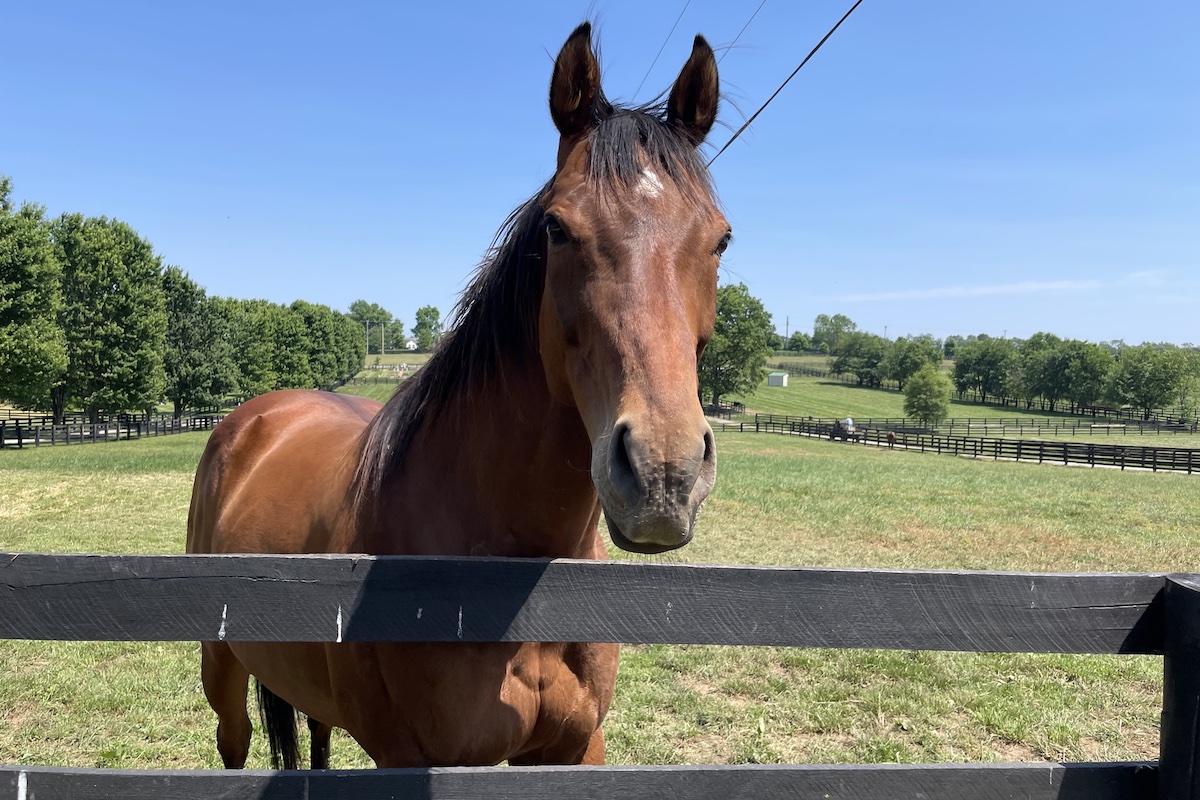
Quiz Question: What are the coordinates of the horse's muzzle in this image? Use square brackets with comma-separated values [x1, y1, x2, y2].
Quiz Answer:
[594, 416, 716, 553]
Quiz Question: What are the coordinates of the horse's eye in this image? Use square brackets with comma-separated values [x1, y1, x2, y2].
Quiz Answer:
[544, 215, 569, 245]
[714, 231, 732, 256]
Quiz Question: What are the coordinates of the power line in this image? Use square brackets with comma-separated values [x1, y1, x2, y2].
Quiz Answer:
[634, 0, 693, 100]
[708, 0, 863, 166]
[717, 0, 768, 65]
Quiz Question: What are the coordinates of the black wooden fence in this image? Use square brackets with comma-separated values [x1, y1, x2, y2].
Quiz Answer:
[739, 415, 1200, 475]
[2, 552, 1198, 798]
[0, 415, 223, 450]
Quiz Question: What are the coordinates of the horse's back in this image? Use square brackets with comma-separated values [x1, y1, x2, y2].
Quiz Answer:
[187, 390, 381, 556]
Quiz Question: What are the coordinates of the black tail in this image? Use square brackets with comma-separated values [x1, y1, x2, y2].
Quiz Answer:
[255, 680, 300, 770]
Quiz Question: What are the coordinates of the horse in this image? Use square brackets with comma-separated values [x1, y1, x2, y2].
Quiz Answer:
[187, 23, 729, 770]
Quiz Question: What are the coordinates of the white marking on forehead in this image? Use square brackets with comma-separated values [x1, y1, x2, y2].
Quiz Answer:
[637, 168, 664, 198]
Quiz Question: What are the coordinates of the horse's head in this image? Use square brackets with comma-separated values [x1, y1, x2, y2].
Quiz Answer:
[538, 24, 728, 554]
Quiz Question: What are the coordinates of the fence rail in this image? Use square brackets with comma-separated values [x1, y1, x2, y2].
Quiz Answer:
[0, 415, 224, 450]
[744, 415, 1200, 474]
[2, 552, 1198, 798]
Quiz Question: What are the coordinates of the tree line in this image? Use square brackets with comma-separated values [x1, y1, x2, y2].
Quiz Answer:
[803, 314, 1200, 421]
[0, 177, 366, 422]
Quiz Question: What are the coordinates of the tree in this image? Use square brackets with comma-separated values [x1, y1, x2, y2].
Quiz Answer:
[812, 313, 857, 355]
[697, 283, 773, 408]
[270, 303, 314, 389]
[292, 300, 342, 389]
[0, 177, 67, 409]
[904, 364, 953, 427]
[1013, 332, 1070, 411]
[162, 267, 236, 419]
[829, 332, 888, 387]
[952, 337, 1015, 405]
[347, 299, 394, 355]
[212, 297, 277, 399]
[52, 214, 167, 423]
[786, 331, 811, 352]
[1106, 344, 1186, 419]
[1061, 340, 1114, 412]
[411, 305, 443, 351]
[880, 334, 942, 390]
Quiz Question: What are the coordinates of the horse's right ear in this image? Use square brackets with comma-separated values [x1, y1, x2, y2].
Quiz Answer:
[550, 23, 601, 139]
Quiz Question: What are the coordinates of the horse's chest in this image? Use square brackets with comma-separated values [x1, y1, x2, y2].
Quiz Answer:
[335, 641, 617, 766]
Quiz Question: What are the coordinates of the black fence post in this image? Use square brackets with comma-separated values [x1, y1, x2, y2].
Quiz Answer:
[1160, 575, 1200, 799]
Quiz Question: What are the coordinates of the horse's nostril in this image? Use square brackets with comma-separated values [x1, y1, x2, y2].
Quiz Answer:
[702, 429, 715, 464]
[609, 421, 641, 500]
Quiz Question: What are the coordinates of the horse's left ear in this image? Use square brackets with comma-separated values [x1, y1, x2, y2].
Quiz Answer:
[668, 35, 719, 146]
[550, 23, 601, 139]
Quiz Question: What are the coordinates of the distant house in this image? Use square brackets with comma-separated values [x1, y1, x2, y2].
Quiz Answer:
[404, 340, 418, 351]
[767, 371, 788, 387]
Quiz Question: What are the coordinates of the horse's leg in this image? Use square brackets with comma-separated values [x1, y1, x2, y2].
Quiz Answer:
[201, 642, 252, 768]
[579, 727, 606, 765]
[308, 717, 333, 769]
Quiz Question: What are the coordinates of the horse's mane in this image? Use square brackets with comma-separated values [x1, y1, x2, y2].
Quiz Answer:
[350, 88, 715, 519]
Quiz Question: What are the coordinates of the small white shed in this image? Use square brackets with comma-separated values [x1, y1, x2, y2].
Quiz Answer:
[767, 371, 788, 387]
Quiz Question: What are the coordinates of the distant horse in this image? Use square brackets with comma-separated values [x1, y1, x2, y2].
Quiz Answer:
[187, 23, 727, 770]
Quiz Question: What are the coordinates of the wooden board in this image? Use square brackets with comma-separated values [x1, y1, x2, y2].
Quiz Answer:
[0, 554, 1167, 653]
[0, 762, 1159, 800]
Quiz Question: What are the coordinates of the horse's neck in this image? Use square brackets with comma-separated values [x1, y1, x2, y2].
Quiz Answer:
[367, 361, 604, 559]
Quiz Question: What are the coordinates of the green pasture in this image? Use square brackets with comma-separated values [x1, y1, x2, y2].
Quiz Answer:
[730, 375, 1200, 445]
[365, 353, 431, 368]
[3, 407, 1193, 770]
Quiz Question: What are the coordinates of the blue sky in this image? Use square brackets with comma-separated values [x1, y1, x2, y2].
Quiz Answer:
[3, 1, 1197, 345]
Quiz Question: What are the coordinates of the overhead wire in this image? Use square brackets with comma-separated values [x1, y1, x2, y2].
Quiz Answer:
[708, 0, 864, 166]
[633, 0, 693, 100]
[717, 0, 768, 65]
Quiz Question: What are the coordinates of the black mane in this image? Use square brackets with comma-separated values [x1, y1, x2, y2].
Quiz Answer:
[350, 88, 715, 517]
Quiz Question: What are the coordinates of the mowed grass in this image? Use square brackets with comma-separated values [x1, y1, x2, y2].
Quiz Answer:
[2, 415, 1192, 768]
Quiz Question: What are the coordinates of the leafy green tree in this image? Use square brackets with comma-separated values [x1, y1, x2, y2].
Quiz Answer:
[0, 177, 67, 409]
[698, 283, 773, 407]
[1106, 344, 1186, 419]
[386, 319, 408, 352]
[292, 300, 342, 389]
[942, 334, 966, 360]
[812, 313, 857, 355]
[270, 303, 314, 389]
[348, 299, 394, 354]
[52, 214, 167, 423]
[904, 363, 953, 427]
[829, 331, 888, 387]
[212, 297, 277, 398]
[335, 312, 367, 382]
[1061, 340, 1114, 412]
[1014, 332, 1070, 411]
[786, 331, 811, 352]
[411, 305, 443, 351]
[162, 267, 236, 419]
[952, 337, 1016, 405]
[880, 334, 942, 390]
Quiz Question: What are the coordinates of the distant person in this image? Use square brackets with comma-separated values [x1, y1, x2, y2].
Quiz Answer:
[843, 417, 854, 433]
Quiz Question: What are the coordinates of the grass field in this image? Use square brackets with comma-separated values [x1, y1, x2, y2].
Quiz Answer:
[3, 405, 1193, 770]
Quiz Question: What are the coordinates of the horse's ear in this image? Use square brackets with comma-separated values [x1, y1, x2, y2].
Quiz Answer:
[550, 23, 601, 139]
[667, 35, 719, 146]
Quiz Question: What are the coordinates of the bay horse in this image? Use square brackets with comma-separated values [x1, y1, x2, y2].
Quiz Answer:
[187, 23, 730, 769]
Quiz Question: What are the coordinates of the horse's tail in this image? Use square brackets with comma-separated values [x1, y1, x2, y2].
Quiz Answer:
[255, 679, 300, 770]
